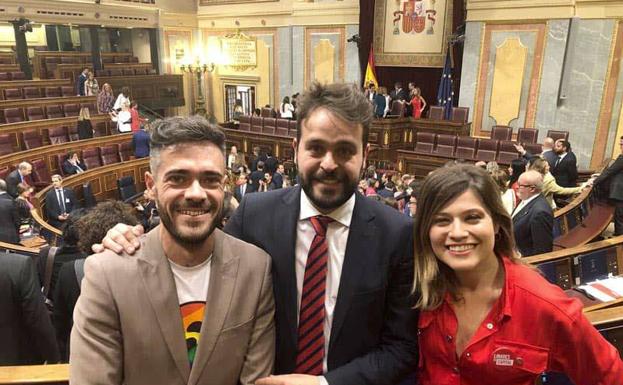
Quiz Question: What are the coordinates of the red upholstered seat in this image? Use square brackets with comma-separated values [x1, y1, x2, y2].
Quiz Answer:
[134, 68, 148, 75]
[428, 106, 444, 120]
[288, 120, 297, 138]
[261, 108, 274, 118]
[54, 153, 68, 176]
[31, 159, 52, 189]
[82, 147, 102, 169]
[0, 72, 10, 81]
[10, 72, 26, 80]
[21, 129, 43, 150]
[517, 128, 538, 144]
[3, 88, 22, 100]
[119, 141, 133, 162]
[122, 69, 135, 76]
[26, 106, 46, 121]
[450, 107, 469, 123]
[100, 144, 121, 165]
[3, 108, 24, 123]
[490, 125, 513, 141]
[94, 121, 108, 137]
[109, 69, 123, 77]
[81, 102, 97, 112]
[46, 105, 65, 119]
[102, 56, 114, 64]
[250, 116, 263, 133]
[96, 69, 110, 77]
[433, 134, 456, 157]
[276, 119, 289, 136]
[262, 118, 276, 134]
[61, 86, 75, 97]
[546, 130, 569, 142]
[239, 115, 251, 131]
[60, 57, 76, 64]
[455, 137, 478, 160]
[414, 132, 436, 154]
[48, 126, 69, 144]
[0, 167, 9, 180]
[0, 134, 13, 156]
[63, 103, 80, 117]
[23, 87, 41, 99]
[524, 143, 543, 155]
[475, 138, 499, 162]
[496, 151, 520, 164]
[45, 87, 61, 98]
[387, 101, 405, 118]
[67, 125, 80, 141]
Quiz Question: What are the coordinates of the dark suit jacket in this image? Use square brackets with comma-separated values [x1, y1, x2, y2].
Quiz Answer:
[5, 169, 23, 198]
[0, 193, 20, 244]
[234, 183, 253, 203]
[552, 152, 578, 188]
[593, 155, 623, 201]
[76, 73, 87, 96]
[62, 160, 87, 175]
[249, 170, 264, 192]
[132, 129, 151, 158]
[224, 187, 418, 385]
[271, 172, 284, 190]
[541, 149, 557, 170]
[45, 188, 79, 229]
[0, 253, 60, 365]
[390, 88, 408, 102]
[53, 258, 85, 362]
[373, 93, 386, 118]
[264, 156, 278, 174]
[512, 194, 554, 257]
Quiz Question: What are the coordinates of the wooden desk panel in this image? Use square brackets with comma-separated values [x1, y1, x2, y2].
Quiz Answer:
[97, 75, 185, 110]
[0, 96, 96, 111]
[54, 65, 92, 83]
[104, 63, 152, 71]
[0, 79, 72, 100]
[0, 64, 20, 72]
[33, 51, 132, 79]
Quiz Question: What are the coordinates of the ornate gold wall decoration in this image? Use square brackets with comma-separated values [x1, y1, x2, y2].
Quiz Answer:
[304, 27, 345, 89]
[313, 39, 335, 84]
[489, 37, 527, 126]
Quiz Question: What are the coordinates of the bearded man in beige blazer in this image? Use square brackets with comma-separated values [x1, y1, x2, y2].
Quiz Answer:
[70, 116, 275, 385]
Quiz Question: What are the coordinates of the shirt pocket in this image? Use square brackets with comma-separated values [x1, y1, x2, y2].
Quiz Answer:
[490, 340, 549, 382]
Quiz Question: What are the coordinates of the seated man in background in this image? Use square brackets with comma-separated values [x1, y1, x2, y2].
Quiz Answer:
[0, 252, 59, 365]
[45, 175, 79, 229]
[62, 151, 87, 175]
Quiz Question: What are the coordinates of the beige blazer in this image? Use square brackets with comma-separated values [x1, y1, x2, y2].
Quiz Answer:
[70, 227, 275, 385]
[542, 172, 582, 208]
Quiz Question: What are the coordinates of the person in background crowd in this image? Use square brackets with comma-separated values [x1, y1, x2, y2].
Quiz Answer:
[15, 183, 34, 230]
[291, 93, 299, 120]
[512, 170, 554, 256]
[528, 157, 583, 209]
[234, 173, 252, 203]
[129, 102, 146, 132]
[135, 188, 159, 232]
[491, 169, 516, 214]
[412, 164, 623, 385]
[272, 164, 285, 190]
[97, 83, 115, 115]
[227, 145, 245, 171]
[390, 81, 408, 103]
[0, 179, 20, 244]
[62, 151, 87, 175]
[264, 151, 278, 175]
[77, 107, 94, 140]
[84, 71, 99, 96]
[131, 123, 150, 159]
[253, 108, 261, 117]
[117, 102, 132, 133]
[6, 162, 32, 198]
[508, 158, 527, 202]
[363, 82, 376, 102]
[233, 99, 244, 121]
[406, 191, 417, 218]
[0, 252, 60, 365]
[588, 135, 623, 235]
[250, 146, 265, 172]
[53, 203, 134, 362]
[514, 137, 557, 170]
[377, 180, 395, 199]
[258, 172, 275, 192]
[250, 161, 265, 192]
[280, 96, 294, 119]
[485, 161, 499, 174]
[373, 86, 387, 118]
[409, 87, 426, 119]
[45, 175, 79, 230]
[551, 139, 578, 188]
[113, 86, 131, 113]
[76, 67, 89, 96]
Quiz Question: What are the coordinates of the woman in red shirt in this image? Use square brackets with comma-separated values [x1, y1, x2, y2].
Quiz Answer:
[129, 101, 146, 132]
[410, 87, 426, 119]
[411, 164, 622, 385]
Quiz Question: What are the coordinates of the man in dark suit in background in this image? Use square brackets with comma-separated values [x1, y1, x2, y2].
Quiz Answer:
[6, 162, 32, 198]
[76, 68, 89, 96]
[0, 179, 20, 244]
[234, 173, 253, 203]
[250, 161, 266, 192]
[131, 124, 151, 158]
[512, 170, 554, 256]
[45, 175, 79, 229]
[265, 152, 279, 175]
[62, 151, 87, 175]
[551, 139, 578, 188]
[389, 82, 408, 103]
[590, 136, 623, 235]
[96, 83, 418, 385]
[272, 164, 285, 189]
[0, 252, 59, 365]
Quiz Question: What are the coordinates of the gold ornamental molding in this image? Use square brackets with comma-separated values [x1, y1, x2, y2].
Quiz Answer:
[467, 0, 623, 21]
[489, 37, 528, 126]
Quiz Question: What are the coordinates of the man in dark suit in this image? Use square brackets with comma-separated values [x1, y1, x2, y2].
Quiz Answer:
[551, 139, 578, 188]
[6, 161, 32, 198]
[45, 174, 79, 229]
[590, 136, 623, 235]
[76, 68, 89, 96]
[62, 151, 87, 175]
[264, 152, 279, 175]
[234, 173, 253, 203]
[512, 170, 554, 256]
[132, 125, 151, 158]
[95, 83, 418, 385]
[389, 82, 408, 103]
[0, 252, 60, 365]
[514, 137, 557, 169]
[250, 161, 266, 192]
[0, 179, 20, 244]
[271, 164, 285, 189]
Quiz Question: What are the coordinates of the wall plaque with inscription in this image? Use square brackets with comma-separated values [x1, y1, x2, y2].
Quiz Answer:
[220, 32, 257, 71]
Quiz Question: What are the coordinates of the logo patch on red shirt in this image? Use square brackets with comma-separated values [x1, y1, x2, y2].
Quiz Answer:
[492, 347, 515, 368]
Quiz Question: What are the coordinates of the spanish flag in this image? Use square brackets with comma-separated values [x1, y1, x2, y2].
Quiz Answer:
[364, 48, 378, 88]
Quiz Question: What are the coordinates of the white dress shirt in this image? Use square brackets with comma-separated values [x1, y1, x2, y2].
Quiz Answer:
[296, 190, 355, 375]
[511, 193, 539, 218]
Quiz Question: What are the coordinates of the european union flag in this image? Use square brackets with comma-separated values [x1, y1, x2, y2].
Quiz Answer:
[437, 47, 454, 120]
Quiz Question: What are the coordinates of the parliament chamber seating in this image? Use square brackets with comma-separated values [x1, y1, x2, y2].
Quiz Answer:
[239, 115, 251, 131]
[2, 107, 23, 123]
[21, 130, 43, 150]
[288, 120, 297, 137]
[496, 140, 521, 163]
[94, 121, 108, 137]
[23, 87, 41, 99]
[490, 125, 513, 141]
[45, 87, 61, 98]
[30, 159, 52, 189]
[387, 100, 405, 118]
[60, 86, 75, 97]
[433, 134, 457, 157]
[0, 134, 12, 156]
[48, 126, 69, 144]
[261, 107, 275, 118]
[414, 132, 436, 154]
[10, 71, 26, 80]
[67, 126, 80, 141]
[455, 136, 478, 160]
[250, 116, 263, 133]
[450, 106, 469, 123]
[3, 88, 22, 100]
[119, 141, 133, 162]
[524, 142, 543, 155]
[475, 138, 499, 162]
[82, 147, 102, 169]
[46, 105, 64, 119]
[275, 118, 289, 136]
[101, 144, 121, 165]
[262, 118, 276, 134]
[428, 105, 444, 120]
[547, 129, 569, 141]
[26, 106, 46, 121]
[0, 72, 10, 81]
[63, 104, 80, 117]
[517, 127, 538, 143]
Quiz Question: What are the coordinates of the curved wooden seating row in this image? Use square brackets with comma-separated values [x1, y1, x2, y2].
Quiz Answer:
[0, 114, 113, 153]
[0, 52, 16, 64]
[33, 51, 134, 79]
[0, 96, 97, 124]
[0, 79, 71, 101]
[0, 64, 20, 72]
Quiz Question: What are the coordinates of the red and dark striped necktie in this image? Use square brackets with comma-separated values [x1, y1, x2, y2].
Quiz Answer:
[294, 215, 334, 375]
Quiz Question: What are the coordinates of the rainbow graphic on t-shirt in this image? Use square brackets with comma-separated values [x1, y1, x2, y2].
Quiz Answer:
[180, 301, 205, 366]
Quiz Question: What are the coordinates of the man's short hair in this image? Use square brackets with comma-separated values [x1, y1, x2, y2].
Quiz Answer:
[557, 139, 571, 152]
[149, 116, 226, 174]
[18, 162, 31, 171]
[0, 179, 6, 192]
[77, 201, 139, 254]
[257, 161, 265, 170]
[51, 174, 62, 182]
[296, 82, 373, 148]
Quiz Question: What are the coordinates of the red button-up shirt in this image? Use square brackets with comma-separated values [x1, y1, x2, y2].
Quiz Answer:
[417, 257, 623, 385]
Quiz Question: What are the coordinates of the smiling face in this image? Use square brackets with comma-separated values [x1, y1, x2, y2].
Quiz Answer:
[146, 142, 225, 247]
[429, 189, 498, 273]
[294, 107, 368, 211]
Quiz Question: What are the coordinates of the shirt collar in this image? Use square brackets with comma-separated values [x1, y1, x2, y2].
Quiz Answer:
[559, 152, 568, 160]
[299, 189, 355, 228]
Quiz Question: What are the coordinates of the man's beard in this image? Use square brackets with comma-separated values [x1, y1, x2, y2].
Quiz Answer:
[157, 199, 221, 246]
[300, 168, 358, 211]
